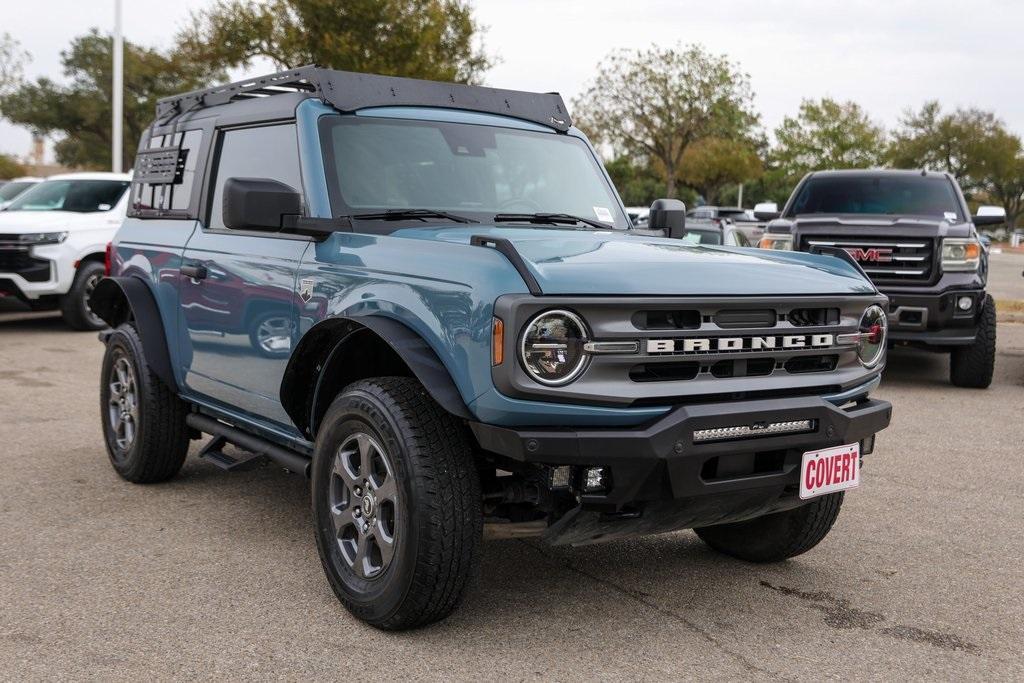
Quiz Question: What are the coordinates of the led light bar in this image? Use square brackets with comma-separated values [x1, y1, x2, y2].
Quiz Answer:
[693, 419, 815, 443]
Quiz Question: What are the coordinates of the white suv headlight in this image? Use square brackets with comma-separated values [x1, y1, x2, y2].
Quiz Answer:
[941, 237, 981, 272]
[18, 231, 68, 245]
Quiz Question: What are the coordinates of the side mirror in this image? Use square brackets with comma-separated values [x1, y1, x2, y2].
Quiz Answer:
[973, 205, 1006, 226]
[753, 202, 781, 221]
[223, 177, 302, 231]
[648, 198, 686, 239]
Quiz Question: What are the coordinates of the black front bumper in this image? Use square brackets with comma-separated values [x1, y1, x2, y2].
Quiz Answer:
[885, 287, 984, 347]
[472, 394, 891, 545]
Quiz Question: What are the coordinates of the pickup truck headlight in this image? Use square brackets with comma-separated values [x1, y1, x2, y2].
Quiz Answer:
[759, 234, 793, 250]
[941, 237, 981, 272]
[855, 305, 887, 368]
[520, 309, 589, 385]
[15, 231, 68, 245]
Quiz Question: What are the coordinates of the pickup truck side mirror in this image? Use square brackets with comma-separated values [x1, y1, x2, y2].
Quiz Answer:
[223, 177, 302, 231]
[648, 198, 686, 239]
[753, 202, 780, 222]
[973, 205, 1006, 227]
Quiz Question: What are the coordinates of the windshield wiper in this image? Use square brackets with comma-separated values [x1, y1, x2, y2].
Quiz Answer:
[350, 208, 477, 224]
[493, 212, 613, 230]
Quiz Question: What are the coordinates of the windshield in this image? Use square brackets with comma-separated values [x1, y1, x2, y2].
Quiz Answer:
[0, 181, 36, 202]
[786, 175, 963, 220]
[6, 179, 129, 213]
[320, 115, 629, 229]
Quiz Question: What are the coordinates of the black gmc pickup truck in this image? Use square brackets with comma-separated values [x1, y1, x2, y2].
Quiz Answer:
[758, 169, 1000, 388]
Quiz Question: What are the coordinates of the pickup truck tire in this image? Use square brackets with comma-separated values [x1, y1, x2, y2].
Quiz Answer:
[100, 323, 191, 483]
[949, 294, 996, 388]
[60, 261, 107, 331]
[694, 492, 844, 563]
[311, 377, 481, 630]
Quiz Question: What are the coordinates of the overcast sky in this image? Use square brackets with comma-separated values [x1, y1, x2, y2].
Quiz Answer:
[3, 0, 1023, 163]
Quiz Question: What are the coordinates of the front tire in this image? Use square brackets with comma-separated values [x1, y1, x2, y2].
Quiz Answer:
[694, 493, 844, 563]
[950, 294, 996, 388]
[100, 323, 191, 483]
[311, 377, 481, 630]
[61, 261, 107, 330]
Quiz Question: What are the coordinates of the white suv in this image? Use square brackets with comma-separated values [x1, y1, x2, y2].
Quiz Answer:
[0, 172, 131, 329]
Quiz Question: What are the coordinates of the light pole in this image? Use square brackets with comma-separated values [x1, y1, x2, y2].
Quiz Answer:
[112, 0, 123, 173]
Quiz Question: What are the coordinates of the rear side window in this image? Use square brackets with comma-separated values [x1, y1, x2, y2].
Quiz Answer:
[207, 124, 303, 231]
[131, 128, 205, 216]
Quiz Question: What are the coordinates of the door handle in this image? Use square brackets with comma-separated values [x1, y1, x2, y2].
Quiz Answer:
[181, 264, 208, 280]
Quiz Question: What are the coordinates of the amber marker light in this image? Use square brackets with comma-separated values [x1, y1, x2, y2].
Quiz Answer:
[492, 317, 505, 366]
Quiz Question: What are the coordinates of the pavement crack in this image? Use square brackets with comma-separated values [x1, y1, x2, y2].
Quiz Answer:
[518, 540, 791, 681]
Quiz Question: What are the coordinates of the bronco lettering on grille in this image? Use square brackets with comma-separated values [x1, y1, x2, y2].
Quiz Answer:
[646, 334, 835, 354]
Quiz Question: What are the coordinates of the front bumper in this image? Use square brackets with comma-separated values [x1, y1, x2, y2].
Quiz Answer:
[885, 288, 984, 346]
[471, 393, 891, 545]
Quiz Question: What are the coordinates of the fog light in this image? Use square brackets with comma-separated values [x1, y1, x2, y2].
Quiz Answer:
[693, 419, 815, 443]
[957, 296, 973, 311]
[548, 465, 572, 490]
[582, 466, 609, 493]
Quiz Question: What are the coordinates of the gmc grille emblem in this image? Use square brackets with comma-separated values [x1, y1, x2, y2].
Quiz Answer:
[843, 247, 893, 263]
[646, 334, 835, 354]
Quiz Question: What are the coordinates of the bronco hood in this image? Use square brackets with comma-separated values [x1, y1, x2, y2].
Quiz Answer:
[396, 226, 876, 296]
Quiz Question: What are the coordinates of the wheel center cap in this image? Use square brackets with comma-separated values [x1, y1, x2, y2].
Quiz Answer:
[361, 495, 374, 516]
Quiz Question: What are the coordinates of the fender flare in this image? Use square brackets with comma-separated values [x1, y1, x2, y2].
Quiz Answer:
[89, 276, 178, 392]
[280, 315, 472, 439]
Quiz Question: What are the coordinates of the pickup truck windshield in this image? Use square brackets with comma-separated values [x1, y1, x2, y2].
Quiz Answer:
[786, 175, 963, 221]
[6, 179, 129, 213]
[320, 116, 629, 229]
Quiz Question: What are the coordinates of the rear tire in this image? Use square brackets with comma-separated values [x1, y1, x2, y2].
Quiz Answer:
[311, 377, 481, 630]
[100, 323, 190, 483]
[950, 294, 995, 388]
[61, 261, 107, 331]
[694, 493, 844, 563]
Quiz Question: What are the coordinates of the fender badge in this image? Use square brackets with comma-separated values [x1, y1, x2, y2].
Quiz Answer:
[299, 278, 314, 303]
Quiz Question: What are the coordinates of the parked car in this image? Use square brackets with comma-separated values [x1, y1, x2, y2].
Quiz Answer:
[0, 176, 43, 210]
[0, 172, 131, 328]
[625, 206, 650, 227]
[688, 204, 767, 243]
[91, 67, 891, 630]
[758, 169, 997, 388]
[680, 218, 754, 246]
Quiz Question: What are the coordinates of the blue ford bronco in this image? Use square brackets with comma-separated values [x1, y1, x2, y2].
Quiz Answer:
[91, 67, 892, 629]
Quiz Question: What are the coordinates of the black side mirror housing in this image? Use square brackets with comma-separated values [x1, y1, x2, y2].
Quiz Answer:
[648, 198, 686, 239]
[754, 210, 781, 221]
[223, 177, 302, 231]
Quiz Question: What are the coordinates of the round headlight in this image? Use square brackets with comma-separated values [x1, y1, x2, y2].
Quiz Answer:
[856, 305, 887, 368]
[519, 310, 589, 385]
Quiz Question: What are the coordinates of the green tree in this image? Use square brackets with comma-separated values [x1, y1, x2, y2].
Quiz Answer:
[679, 137, 762, 205]
[887, 101, 1010, 197]
[0, 31, 223, 170]
[773, 98, 885, 183]
[0, 33, 29, 96]
[573, 44, 759, 197]
[177, 0, 493, 83]
[0, 153, 26, 179]
[603, 155, 665, 207]
[975, 128, 1024, 228]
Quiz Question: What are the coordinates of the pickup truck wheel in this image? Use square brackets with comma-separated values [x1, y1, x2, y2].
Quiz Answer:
[60, 261, 107, 330]
[949, 294, 996, 388]
[311, 377, 481, 630]
[100, 323, 190, 483]
[694, 492, 844, 563]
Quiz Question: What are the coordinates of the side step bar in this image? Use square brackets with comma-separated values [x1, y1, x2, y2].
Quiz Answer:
[186, 413, 312, 477]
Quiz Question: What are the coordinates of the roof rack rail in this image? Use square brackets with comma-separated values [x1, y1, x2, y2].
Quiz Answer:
[154, 66, 572, 132]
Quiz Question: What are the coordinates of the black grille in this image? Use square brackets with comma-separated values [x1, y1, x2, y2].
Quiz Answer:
[0, 250, 50, 282]
[802, 237, 933, 283]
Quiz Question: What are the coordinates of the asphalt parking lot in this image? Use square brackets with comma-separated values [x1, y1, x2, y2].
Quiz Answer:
[1, 254, 1022, 680]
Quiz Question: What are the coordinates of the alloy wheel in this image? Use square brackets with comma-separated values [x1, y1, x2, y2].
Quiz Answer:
[107, 352, 139, 451]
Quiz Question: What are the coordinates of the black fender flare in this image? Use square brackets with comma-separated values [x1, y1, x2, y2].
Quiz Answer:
[280, 316, 472, 439]
[90, 276, 178, 392]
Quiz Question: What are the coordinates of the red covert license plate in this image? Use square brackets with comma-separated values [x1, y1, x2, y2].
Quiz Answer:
[799, 443, 860, 500]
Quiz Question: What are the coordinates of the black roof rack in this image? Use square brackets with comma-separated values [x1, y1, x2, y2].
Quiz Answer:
[155, 66, 572, 132]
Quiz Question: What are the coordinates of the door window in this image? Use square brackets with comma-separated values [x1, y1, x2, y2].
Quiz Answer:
[207, 124, 303, 230]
